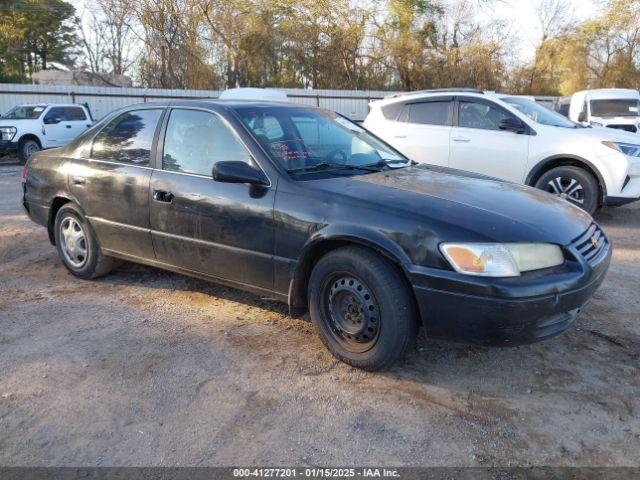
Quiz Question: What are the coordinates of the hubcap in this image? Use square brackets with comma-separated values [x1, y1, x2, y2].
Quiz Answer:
[546, 176, 584, 205]
[25, 142, 39, 157]
[60, 217, 88, 268]
[326, 275, 380, 352]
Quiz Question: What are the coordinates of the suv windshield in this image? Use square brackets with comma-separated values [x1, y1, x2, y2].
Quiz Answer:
[590, 99, 639, 117]
[233, 106, 409, 175]
[3, 105, 45, 120]
[501, 97, 577, 128]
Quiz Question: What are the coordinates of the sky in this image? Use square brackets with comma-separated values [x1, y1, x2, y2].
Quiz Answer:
[68, 0, 602, 65]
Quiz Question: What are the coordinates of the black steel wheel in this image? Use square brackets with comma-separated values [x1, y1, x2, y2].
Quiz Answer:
[308, 246, 418, 370]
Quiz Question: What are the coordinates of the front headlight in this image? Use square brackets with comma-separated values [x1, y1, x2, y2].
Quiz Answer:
[440, 243, 564, 277]
[602, 141, 640, 157]
[0, 126, 17, 141]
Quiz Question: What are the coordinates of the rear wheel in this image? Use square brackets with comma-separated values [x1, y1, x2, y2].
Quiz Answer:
[308, 246, 418, 370]
[54, 202, 114, 279]
[18, 138, 40, 164]
[534, 166, 599, 214]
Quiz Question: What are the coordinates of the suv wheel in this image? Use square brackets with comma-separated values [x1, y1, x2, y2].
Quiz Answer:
[308, 246, 418, 370]
[54, 202, 114, 279]
[19, 139, 40, 164]
[535, 166, 599, 214]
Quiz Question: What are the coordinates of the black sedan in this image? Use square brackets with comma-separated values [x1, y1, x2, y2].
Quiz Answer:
[22, 100, 611, 370]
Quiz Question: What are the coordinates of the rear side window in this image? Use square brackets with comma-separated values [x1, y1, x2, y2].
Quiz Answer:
[43, 107, 67, 123]
[92, 109, 162, 165]
[407, 101, 452, 126]
[65, 107, 87, 121]
[162, 109, 251, 176]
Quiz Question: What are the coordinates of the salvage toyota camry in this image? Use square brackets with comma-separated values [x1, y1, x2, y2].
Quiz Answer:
[22, 100, 611, 370]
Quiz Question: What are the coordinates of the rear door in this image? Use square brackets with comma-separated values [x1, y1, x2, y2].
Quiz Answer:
[63, 106, 92, 140]
[448, 97, 530, 182]
[149, 107, 275, 290]
[385, 97, 453, 166]
[68, 107, 164, 260]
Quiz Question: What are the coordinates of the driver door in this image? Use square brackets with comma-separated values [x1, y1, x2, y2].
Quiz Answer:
[149, 108, 276, 290]
[448, 98, 530, 182]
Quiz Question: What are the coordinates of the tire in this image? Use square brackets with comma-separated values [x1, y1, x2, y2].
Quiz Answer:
[18, 138, 40, 164]
[54, 202, 114, 279]
[308, 246, 419, 370]
[534, 166, 599, 214]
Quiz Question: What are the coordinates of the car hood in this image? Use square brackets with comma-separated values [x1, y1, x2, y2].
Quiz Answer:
[0, 118, 40, 124]
[322, 165, 593, 245]
[571, 124, 640, 142]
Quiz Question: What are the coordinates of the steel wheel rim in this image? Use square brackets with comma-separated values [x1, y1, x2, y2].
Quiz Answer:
[323, 274, 380, 353]
[60, 217, 88, 268]
[25, 142, 39, 157]
[546, 176, 585, 205]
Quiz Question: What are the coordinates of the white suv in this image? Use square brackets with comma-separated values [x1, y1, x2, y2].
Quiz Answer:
[0, 103, 93, 163]
[363, 88, 640, 213]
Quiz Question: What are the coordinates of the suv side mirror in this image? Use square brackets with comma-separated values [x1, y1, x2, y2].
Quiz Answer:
[212, 161, 268, 186]
[498, 117, 526, 134]
[577, 111, 587, 123]
[44, 116, 62, 125]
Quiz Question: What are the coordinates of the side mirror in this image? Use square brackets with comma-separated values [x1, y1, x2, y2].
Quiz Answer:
[498, 117, 526, 134]
[212, 161, 268, 186]
[44, 116, 62, 125]
[577, 111, 587, 123]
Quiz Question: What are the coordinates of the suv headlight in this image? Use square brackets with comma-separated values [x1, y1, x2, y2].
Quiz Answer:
[440, 243, 564, 277]
[602, 141, 640, 157]
[0, 126, 17, 141]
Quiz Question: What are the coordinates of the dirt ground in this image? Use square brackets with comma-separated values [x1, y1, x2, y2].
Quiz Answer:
[0, 164, 638, 467]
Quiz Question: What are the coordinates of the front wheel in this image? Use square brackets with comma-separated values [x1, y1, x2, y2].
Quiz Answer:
[18, 139, 40, 164]
[308, 246, 418, 370]
[54, 202, 114, 279]
[534, 166, 599, 214]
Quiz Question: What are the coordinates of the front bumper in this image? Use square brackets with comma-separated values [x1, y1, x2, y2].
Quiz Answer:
[409, 228, 611, 346]
[0, 140, 18, 154]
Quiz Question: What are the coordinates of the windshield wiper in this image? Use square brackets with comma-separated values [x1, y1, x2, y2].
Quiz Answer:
[288, 162, 384, 174]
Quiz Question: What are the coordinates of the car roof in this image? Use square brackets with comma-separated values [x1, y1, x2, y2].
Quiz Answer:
[374, 89, 486, 105]
[118, 99, 323, 111]
[575, 88, 640, 100]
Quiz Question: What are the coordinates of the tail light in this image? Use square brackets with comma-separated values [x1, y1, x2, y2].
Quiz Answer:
[22, 164, 28, 179]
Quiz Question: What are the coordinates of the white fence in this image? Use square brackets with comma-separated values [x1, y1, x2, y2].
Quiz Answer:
[0, 84, 397, 121]
[0, 83, 559, 121]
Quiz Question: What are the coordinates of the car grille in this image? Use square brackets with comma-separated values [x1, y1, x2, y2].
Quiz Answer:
[606, 124, 638, 133]
[572, 223, 608, 265]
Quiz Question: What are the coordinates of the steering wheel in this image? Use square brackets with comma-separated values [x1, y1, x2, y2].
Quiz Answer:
[323, 149, 348, 164]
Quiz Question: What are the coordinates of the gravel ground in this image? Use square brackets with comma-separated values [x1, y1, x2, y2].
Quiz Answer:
[0, 164, 638, 467]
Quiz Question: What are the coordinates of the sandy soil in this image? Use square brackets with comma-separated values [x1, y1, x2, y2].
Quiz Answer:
[0, 164, 638, 466]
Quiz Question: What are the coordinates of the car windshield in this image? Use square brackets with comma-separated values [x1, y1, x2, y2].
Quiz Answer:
[590, 99, 639, 117]
[233, 106, 409, 175]
[3, 105, 45, 120]
[502, 97, 578, 128]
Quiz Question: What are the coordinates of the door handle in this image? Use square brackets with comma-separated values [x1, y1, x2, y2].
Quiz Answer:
[72, 177, 86, 186]
[66, 125, 72, 129]
[153, 190, 174, 203]
[393, 135, 407, 138]
[452, 136, 470, 142]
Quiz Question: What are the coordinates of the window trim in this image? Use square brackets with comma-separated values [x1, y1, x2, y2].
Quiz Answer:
[89, 106, 166, 167]
[156, 106, 272, 187]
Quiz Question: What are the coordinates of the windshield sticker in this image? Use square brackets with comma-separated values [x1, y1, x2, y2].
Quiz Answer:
[334, 117, 365, 133]
[630, 106, 639, 113]
[33, 107, 44, 112]
[269, 140, 310, 162]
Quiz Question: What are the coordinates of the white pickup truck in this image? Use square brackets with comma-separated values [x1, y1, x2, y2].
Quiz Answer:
[0, 103, 94, 163]
[556, 88, 640, 134]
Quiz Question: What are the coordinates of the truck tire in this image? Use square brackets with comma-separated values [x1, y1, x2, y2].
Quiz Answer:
[18, 138, 40, 164]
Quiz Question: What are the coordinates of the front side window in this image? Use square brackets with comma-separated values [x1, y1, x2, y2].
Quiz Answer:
[92, 109, 162, 165]
[458, 101, 512, 131]
[234, 106, 408, 174]
[407, 101, 452, 126]
[3, 105, 44, 119]
[162, 109, 251, 176]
